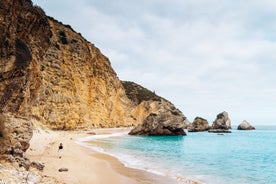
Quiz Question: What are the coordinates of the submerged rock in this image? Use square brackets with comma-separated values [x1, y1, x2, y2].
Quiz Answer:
[188, 117, 210, 132]
[237, 120, 255, 130]
[209, 111, 232, 133]
[209, 129, 232, 133]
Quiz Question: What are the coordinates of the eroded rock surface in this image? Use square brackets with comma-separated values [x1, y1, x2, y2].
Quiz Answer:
[0, 0, 135, 130]
[209, 111, 232, 133]
[0, 113, 33, 158]
[129, 100, 187, 136]
[188, 117, 210, 132]
[123, 82, 187, 136]
[237, 120, 255, 130]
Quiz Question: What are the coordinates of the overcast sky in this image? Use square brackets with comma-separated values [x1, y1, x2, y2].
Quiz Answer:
[32, 0, 276, 125]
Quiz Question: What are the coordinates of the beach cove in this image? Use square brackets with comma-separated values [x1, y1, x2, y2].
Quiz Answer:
[25, 128, 199, 184]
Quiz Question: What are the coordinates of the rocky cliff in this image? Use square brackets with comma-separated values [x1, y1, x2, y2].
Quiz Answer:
[0, 1, 191, 182]
[0, 0, 190, 164]
[0, 0, 136, 130]
[122, 81, 188, 135]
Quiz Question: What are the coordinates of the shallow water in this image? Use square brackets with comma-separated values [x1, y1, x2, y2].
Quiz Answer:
[84, 126, 276, 184]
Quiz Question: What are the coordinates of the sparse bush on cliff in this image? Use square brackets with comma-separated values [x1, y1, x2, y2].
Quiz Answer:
[121, 81, 162, 104]
[58, 31, 68, 44]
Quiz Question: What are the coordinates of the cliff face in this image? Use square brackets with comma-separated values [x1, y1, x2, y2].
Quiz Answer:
[0, 0, 188, 132]
[0, 0, 135, 130]
[0, 0, 51, 116]
[122, 81, 188, 135]
[0, 113, 33, 157]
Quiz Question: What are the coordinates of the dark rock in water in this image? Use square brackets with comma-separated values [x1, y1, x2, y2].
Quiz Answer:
[209, 129, 232, 133]
[212, 111, 231, 129]
[209, 111, 231, 133]
[188, 117, 210, 132]
[58, 168, 69, 172]
[237, 120, 255, 130]
[129, 100, 187, 136]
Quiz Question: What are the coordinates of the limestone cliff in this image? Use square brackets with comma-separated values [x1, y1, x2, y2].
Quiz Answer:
[122, 81, 188, 135]
[0, 0, 136, 130]
[1, 0, 189, 132]
[0, 1, 191, 179]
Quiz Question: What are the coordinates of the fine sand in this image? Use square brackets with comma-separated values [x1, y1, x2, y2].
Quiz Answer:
[25, 128, 200, 184]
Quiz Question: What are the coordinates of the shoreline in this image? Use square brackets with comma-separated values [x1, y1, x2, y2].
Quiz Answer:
[26, 127, 194, 184]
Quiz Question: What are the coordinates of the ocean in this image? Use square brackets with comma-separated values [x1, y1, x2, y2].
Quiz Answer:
[80, 126, 276, 184]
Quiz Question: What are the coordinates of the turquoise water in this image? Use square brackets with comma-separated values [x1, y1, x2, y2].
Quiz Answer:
[84, 126, 276, 184]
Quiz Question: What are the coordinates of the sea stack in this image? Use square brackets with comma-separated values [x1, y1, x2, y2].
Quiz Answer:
[237, 120, 255, 130]
[209, 111, 232, 133]
[188, 117, 210, 132]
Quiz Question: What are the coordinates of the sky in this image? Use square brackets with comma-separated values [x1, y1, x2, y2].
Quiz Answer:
[32, 0, 276, 125]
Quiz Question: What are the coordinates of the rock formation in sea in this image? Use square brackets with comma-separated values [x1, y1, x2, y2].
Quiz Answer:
[237, 120, 255, 130]
[123, 81, 188, 136]
[208, 111, 232, 133]
[188, 117, 210, 132]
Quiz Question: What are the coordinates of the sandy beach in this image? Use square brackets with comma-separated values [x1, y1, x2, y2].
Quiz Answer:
[25, 128, 189, 184]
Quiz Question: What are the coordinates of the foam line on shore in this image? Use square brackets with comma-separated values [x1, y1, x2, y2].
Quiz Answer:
[76, 133, 171, 177]
[77, 131, 129, 141]
[76, 131, 201, 184]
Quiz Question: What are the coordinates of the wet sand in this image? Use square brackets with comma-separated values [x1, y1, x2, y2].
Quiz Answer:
[25, 128, 189, 184]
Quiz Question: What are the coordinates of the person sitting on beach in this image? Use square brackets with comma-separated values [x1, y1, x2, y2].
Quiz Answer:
[58, 143, 63, 159]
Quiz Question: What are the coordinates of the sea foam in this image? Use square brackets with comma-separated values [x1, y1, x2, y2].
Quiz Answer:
[77, 126, 276, 184]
